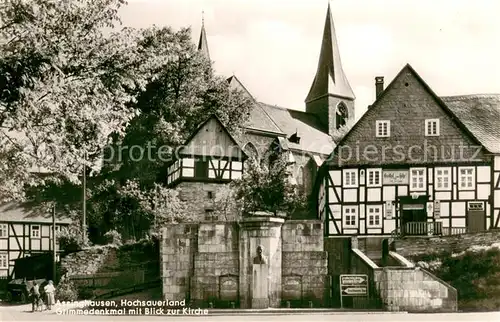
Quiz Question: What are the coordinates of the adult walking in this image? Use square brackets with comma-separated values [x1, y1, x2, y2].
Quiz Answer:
[30, 282, 41, 312]
[43, 280, 56, 310]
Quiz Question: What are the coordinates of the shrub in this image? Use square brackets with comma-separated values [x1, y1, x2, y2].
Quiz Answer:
[55, 279, 78, 302]
[103, 230, 123, 246]
[77, 287, 94, 300]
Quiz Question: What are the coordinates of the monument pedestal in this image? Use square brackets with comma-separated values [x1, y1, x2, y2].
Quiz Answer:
[239, 214, 285, 309]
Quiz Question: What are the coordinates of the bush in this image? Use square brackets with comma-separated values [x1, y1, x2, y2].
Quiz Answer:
[77, 287, 94, 300]
[55, 279, 78, 302]
[103, 230, 122, 246]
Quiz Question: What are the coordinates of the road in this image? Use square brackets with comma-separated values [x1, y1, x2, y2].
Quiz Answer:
[1, 304, 499, 322]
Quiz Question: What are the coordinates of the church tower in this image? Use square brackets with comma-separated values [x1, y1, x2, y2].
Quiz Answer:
[305, 2, 355, 137]
[198, 12, 211, 61]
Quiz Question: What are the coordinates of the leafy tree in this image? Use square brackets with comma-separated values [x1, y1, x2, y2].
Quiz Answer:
[232, 155, 307, 216]
[0, 0, 167, 201]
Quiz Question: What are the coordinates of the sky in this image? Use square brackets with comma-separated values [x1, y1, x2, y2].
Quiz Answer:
[120, 0, 500, 120]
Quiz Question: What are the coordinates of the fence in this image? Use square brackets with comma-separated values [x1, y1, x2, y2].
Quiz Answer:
[70, 270, 145, 290]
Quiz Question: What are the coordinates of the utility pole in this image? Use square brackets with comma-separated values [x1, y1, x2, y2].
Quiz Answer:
[82, 149, 87, 244]
[52, 203, 56, 282]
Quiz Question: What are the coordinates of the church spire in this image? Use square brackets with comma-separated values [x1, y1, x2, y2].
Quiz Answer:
[305, 2, 355, 136]
[306, 2, 354, 102]
[198, 11, 211, 61]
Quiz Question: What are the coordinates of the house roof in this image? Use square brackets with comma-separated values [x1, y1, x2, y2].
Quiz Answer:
[259, 103, 335, 155]
[442, 94, 500, 154]
[324, 63, 489, 166]
[178, 114, 248, 159]
[0, 202, 72, 224]
[227, 76, 283, 135]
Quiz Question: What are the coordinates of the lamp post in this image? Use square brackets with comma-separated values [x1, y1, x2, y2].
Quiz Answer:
[82, 149, 87, 244]
[52, 202, 56, 282]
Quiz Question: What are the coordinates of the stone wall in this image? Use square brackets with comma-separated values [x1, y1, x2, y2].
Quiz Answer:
[160, 218, 328, 308]
[374, 268, 457, 312]
[395, 230, 500, 258]
[281, 221, 328, 306]
[61, 246, 117, 276]
[191, 223, 239, 307]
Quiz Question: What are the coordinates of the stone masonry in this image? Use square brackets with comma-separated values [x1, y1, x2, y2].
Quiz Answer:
[160, 217, 328, 308]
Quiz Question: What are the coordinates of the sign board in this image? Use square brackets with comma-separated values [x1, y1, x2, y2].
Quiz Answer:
[385, 201, 393, 219]
[340, 274, 368, 298]
[382, 170, 409, 185]
[434, 200, 441, 218]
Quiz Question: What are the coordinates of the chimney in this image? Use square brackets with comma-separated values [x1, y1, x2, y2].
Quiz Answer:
[375, 76, 384, 99]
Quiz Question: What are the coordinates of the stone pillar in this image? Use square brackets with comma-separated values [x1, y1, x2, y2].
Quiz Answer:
[239, 213, 285, 308]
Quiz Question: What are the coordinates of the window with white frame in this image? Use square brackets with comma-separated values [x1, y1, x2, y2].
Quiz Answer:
[343, 206, 358, 228]
[367, 169, 382, 187]
[425, 119, 440, 136]
[367, 206, 383, 228]
[344, 169, 358, 187]
[0, 253, 7, 269]
[31, 225, 40, 238]
[0, 224, 7, 238]
[375, 120, 390, 137]
[435, 167, 451, 190]
[459, 167, 475, 190]
[410, 168, 426, 191]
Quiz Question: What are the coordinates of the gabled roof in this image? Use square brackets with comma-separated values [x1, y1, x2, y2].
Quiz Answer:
[227, 75, 283, 135]
[305, 2, 355, 102]
[259, 103, 335, 155]
[442, 94, 500, 154]
[178, 114, 247, 159]
[0, 202, 72, 224]
[325, 63, 487, 165]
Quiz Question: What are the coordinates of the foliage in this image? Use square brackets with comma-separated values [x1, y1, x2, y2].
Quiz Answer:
[233, 155, 306, 215]
[57, 213, 89, 252]
[77, 287, 94, 300]
[1, 1, 253, 244]
[414, 247, 500, 311]
[103, 230, 122, 246]
[103, 26, 254, 189]
[87, 180, 193, 242]
[212, 184, 241, 221]
[55, 278, 78, 302]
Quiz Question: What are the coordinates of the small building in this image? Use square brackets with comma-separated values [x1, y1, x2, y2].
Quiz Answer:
[317, 64, 500, 237]
[0, 202, 72, 278]
[166, 115, 247, 221]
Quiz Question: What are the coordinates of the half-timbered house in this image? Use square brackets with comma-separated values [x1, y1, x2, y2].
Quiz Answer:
[0, 202, 72, 278]
[317, 64, 500, 238]
[166, 115, 247, 221]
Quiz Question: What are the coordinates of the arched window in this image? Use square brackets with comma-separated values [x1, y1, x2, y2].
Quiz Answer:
[297, 166, 304, 186]
[336, 102, 348, 129]
[243, 142, 259, 161]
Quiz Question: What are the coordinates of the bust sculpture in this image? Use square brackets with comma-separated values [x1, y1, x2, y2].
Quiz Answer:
[253, 245, 267, 264]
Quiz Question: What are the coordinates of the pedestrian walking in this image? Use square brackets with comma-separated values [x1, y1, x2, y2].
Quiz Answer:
[30, 282, 42, 312]
[43, 280, 56, 310]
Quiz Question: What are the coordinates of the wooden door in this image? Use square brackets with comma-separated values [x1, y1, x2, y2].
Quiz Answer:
[467, 210, 485, 233]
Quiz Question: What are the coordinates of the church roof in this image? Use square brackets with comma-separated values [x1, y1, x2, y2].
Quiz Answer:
[259, 103, 335, 155]
[442, 94, 500, 154]
[227, 76, 283, 135]
[305, 3, 355, 102]
[198, 20, 210, 61]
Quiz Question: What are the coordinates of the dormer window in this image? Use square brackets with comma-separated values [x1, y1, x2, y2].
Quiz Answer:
[425, 119, 440, 136]
[376, 120, 390, 137]
[289, 132, 301, 144]
[336, 103, 348, 129]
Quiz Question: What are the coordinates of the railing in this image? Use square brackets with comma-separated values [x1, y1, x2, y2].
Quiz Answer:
[441, 227, 468, 236]
[403, 221, 442, 236]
